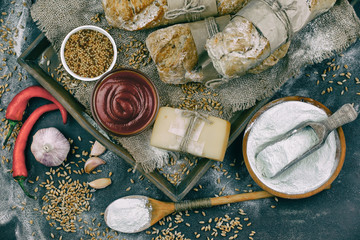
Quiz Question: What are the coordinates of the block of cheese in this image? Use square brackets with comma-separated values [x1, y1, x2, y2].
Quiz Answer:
[150, 107, 231, 161]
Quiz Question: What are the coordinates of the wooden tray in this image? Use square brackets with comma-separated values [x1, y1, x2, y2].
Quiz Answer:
[17, 33, 270, 202]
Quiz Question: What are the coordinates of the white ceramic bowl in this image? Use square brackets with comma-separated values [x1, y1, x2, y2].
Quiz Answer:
[60, 25, 117, 81]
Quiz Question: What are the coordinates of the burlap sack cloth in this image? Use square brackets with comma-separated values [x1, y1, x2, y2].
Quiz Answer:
[31, 0, 360, 172]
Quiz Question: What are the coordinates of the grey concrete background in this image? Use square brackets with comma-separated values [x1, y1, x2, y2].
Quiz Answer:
[0, 0, 359, 239]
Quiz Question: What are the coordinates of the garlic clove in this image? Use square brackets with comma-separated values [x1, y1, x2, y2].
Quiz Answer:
[31, 127, 70, 167]
[88, 178, 112, 189]
[90, 141, 106, 156]
[84, 157, 106, 173]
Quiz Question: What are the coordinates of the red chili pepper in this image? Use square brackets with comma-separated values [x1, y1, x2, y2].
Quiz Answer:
[12, 103, 67, 199]
[4, 85, 68, 145]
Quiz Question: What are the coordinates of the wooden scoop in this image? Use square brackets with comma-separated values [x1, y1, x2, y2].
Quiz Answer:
[104, 191, 273, 233]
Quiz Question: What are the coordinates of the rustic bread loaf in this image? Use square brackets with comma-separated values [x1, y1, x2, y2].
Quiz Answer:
[206, 0, 336, 79]
[146, 24, 199, 84]
[102, 0, 167, 31]
[102, 0, 248, 31]
[206, 16, 271, 78]
[146, 18, 290, 84]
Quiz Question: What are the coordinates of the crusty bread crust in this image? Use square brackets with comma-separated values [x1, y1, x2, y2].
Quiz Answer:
[102, 0, 167, 31]
[103, 0, 248, 31]
[217, 0, 249, 15]
[147, 16, 292, 84]
[248, 41, 291, 74]
[146, 24, 198, 84]
[144, 0, 336, 84]
[206, 16, 271, 78]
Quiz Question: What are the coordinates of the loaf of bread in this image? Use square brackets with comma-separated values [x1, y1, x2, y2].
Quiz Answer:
[146, 18, 289, 84]
[102, 0, 248, 31]
[206, 0, 336, 78]
[146, 24, 199, 84]
[206, 16, 271, 78]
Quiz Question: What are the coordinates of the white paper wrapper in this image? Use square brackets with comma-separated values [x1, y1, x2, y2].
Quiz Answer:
[206, 0, 336, 79]
[102, 0, 250, 31]
[190, 15, 231, 59]
[166, 0, 218, 23]
[236, 0, 336, 52]
[168, 109, 206, 155]
[188, 15, 232, 84]
[146, 15, 231, 84]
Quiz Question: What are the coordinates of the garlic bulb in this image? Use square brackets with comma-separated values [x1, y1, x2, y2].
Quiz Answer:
[31, 127, 70, 167]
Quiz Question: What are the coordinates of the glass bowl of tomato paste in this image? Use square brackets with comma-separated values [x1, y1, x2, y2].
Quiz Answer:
[91, 68, 159, 136]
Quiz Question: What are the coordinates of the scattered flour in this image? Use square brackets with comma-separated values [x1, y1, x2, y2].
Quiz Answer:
[246, 101, 338, 195]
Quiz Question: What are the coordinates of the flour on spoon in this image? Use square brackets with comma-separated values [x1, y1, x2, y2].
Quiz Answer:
[105, 196, 152, 233]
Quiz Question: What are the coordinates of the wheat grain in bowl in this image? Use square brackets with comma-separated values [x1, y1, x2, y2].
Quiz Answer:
[60, 25, 117, 81]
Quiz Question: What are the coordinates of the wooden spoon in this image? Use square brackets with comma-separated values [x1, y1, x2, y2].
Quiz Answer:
[104, 191, 273, 233]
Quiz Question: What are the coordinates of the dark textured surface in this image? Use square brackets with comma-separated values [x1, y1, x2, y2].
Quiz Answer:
[0, 1, 359, 239]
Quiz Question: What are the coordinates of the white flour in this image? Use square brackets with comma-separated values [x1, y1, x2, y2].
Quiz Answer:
[105, 196, 152, 233]
[256, 126, 319, 178]
[246, 101, 337, 195]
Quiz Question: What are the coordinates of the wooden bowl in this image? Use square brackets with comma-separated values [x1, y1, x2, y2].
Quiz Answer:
[242, 96, 345, 199]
